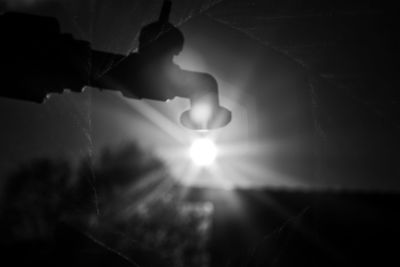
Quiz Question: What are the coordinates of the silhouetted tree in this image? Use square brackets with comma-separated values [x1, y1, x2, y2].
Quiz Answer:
[0, 142, 211, 267]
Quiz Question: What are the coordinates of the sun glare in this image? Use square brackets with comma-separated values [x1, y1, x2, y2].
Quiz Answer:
[189, 138, 217, 166]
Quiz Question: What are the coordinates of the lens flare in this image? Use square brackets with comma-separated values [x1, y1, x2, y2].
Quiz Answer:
[189, 138, 217, 166]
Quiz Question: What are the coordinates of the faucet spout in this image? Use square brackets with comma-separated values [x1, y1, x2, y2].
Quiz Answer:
[177, 72, 231, 130]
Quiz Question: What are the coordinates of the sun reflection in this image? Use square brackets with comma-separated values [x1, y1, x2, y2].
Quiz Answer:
[117, 94, 271, 190]
[189, 138, 217, 166]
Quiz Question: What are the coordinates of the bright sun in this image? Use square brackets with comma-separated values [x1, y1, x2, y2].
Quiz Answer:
[189, 138, 217, 166]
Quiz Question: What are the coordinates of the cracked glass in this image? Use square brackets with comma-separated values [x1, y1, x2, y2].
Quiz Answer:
[0, 0, 399, 266]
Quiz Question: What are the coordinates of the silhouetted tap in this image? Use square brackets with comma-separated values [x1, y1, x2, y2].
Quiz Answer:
[94, 0, 232, 130]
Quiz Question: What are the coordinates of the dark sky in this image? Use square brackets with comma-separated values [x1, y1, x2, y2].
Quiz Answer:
[0, 0, 399, 191]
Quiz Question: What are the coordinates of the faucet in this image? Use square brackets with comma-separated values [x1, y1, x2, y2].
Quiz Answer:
[94, 0, 231, 130]
[0, 1, 232, 130]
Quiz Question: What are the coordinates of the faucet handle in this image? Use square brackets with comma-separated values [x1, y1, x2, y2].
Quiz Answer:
[159, 0, 172, 24]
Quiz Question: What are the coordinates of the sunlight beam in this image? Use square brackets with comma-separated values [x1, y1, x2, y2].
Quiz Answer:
[189, 138, 217, 166]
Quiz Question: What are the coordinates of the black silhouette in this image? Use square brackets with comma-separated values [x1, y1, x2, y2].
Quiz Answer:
[0, 0, 231, 130]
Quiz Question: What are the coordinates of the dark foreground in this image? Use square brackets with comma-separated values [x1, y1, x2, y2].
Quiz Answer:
[1, 187, 399, 267]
